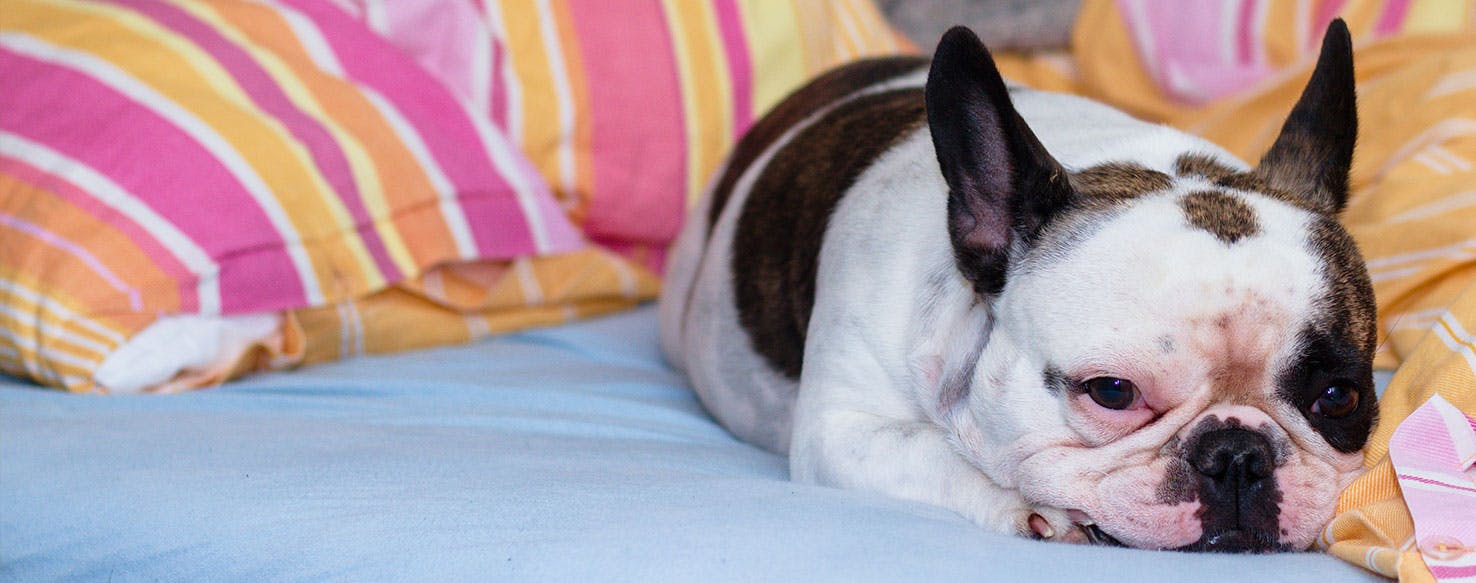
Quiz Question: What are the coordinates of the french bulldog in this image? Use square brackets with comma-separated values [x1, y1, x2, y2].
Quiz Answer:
[658, 20, 1376, 552]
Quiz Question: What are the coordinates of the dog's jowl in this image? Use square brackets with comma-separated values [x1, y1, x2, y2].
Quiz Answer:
[659, 20, 1375, 552]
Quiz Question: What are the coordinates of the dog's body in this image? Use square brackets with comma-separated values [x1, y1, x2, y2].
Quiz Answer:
[659, 24, 1376, 552]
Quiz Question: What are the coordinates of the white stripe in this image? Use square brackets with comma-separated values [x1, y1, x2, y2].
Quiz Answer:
[533, 0, 578, 205]
[469, 11, 494, 116]
[1366, 239, 1476, 270]
[1219, 0, 1243, 67]
[464, 313, 491, 340]
[348, 300, 365, 355]
[481, 0, 523, 143]
[421, 268, 445, 298]
[0, 34, 323, 308]
[834, 0, 865, 59]
[1444, 311, 1475, 343]
[1250, 0, 1269, 67]
[1427, 145, 1473, 172]
[1371, 260, 1473, 283]
[1389, 307, 1449, 331]
[1389, 190, 1476, 224]
[360, 90, 479, 259]
[272, 3, 346, 76]
[1425, 67, 1476, 101]
[0, 323, 99, 372]
[459, 98, 553, 252]
[1433, 315, 1476, 375]
[1379, 118, 1476, 177]
[361, 0, 388, 34]
[324, 0, 361, 19]
[0, 302, 112, 355]
[0, 212, 142, 310]
[1122, 0, 1161, 79]
[513, 258, 543, 305]
[1294, 0, 1311, 54]
[0, 133, 222, 314]
[0, 344, 87, 388]
[1396, 474, 1476, 499]
[266, 0, 481, 260]
[0, 277, 125, 343]
[336, 301, 353, 358]
[608, 252, 638, 299]
[1414, 151, 1454, 174]
[1429, 394, 1476, 468]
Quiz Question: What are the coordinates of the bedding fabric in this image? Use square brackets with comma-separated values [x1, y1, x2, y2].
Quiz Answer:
[343, 0, 910, 272]
[0, 0, 657, 394]
[0, 306, 1381, 581]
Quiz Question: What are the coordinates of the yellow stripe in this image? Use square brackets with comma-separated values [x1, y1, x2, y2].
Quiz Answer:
[736, 0, 805, 116]
[6, 0, 369, 301]
[171, 0, 407, 285]
[661, 0, 733, 206]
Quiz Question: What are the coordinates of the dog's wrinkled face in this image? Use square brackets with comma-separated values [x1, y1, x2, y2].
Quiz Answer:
[992, 170, 1376, 551]
[923, 22, 1373, 551]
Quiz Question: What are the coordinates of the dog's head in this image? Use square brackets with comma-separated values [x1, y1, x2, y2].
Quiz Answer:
[925, 22, 1375, 552]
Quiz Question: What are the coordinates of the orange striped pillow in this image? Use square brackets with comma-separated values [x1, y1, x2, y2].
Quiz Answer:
[348, 0, 912, 272]
[0, 0, 588, 392]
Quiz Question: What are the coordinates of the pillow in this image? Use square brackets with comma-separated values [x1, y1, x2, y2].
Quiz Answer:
[0, 0, 595, 392]
[346, 0, 912, 272]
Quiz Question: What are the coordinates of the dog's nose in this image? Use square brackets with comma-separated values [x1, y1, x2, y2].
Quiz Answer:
[1185, 428, 1281, 552]
[1190, 428, 1274, 483]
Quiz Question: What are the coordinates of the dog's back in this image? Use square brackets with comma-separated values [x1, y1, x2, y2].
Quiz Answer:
[660, 56, 1233, 454]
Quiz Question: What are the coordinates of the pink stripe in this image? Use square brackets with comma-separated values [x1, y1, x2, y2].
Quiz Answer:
[1431, 564, 1476, 578]
[0, 213, 143, 311]
[106, 0, 402, 283]
[1373, 0, 1412, 36]
[569, 0, 686, 247]
[1236, 0, 1257, 64]
[278, 0, 558, 259]
[1398, 473, 1476, 494]
[490, 36, 510, 130]
[0, 48, 309, 313]
[1311, 0, 1348, 50]
[0, 160, 198, 312]
[713, 0, 754, 135]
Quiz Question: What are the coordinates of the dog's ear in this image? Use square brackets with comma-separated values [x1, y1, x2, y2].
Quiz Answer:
[1254, 19, 1357, 215]
[926, 26, 1074, 297]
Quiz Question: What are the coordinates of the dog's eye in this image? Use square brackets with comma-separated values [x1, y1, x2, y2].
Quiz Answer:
[1311, 384, 1359, 418]
[1083, 377, 1137, 410]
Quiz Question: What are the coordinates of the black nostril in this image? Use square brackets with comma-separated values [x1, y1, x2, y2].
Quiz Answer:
[1190, 428, 1275, 483]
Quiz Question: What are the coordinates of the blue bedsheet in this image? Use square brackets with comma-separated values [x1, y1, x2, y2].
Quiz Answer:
[1, 306, 1380, 581]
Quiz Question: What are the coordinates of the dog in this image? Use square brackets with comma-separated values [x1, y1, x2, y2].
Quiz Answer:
[658, 20, 1375, 552]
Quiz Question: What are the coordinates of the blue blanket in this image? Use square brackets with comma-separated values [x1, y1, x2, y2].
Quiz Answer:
[0, 306, 1379, 581]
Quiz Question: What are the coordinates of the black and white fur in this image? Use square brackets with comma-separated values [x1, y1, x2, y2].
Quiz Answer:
[659, 22, 1375, 552]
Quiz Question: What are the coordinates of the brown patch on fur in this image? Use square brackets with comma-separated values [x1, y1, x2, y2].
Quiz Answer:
[1173, 153, 1240, 181]
[1173, 153, 1321, 214]
[1070, 162, 1173, 202]
[1309, 218, 1377, 356]
[1179, 190, 1261, 244]
[706, 56, 929, 231]
[732, 88, 928, 378]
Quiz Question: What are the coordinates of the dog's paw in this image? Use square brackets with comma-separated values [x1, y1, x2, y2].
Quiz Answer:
[1021, 507, 1088, 544]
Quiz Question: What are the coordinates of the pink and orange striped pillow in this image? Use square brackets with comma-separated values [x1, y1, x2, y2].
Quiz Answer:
[0, 0, 584, 391]
[1, 0, 906, 393]
[349, 0, 910, 272]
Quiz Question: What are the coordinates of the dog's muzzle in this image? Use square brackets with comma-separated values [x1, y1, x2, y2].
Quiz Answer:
[1176, 427, 1288, 553]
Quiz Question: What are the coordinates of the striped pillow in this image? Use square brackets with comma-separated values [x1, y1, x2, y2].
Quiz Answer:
[346, 0, 911, 272]
[0, 0, 584, 391]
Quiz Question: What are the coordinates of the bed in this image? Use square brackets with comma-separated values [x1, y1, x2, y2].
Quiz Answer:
[0, 305, 1383, 581]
